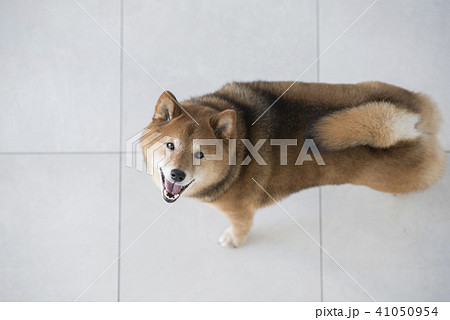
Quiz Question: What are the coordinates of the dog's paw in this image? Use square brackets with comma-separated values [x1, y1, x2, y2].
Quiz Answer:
[218, 227, 244, 248]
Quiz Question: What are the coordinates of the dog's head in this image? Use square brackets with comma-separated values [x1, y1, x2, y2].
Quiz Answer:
[142, 91, 237, 203]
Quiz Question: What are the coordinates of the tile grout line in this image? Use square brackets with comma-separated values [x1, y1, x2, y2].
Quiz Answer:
[0, 151, 127, 155]
[316, 0, 320, 84]
[319, 187, 324, 302]
[316, 0, 324, 303]
[117, 0, 124, 303]
[1, 150, 449, 155]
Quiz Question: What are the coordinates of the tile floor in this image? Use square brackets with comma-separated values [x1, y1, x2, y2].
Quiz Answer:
[0, 0, 448, 301]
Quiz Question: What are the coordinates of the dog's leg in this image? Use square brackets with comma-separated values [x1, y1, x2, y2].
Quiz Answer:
[218, 211, 254, 248]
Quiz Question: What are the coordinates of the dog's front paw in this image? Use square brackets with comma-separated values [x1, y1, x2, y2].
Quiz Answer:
[218, 227, 244, 248]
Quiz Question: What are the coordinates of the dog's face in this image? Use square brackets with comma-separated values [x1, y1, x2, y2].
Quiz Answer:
[142, 91, 236, 203]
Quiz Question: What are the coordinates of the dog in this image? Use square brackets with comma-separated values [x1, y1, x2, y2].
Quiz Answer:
[142, 81, 445, 248]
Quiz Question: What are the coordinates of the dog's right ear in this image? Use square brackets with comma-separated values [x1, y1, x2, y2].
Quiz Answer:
[153, 91, 181, 122]
[210, 109, 236, 139]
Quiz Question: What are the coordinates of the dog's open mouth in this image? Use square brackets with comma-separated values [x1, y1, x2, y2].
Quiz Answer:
[160, 168, 194, 203]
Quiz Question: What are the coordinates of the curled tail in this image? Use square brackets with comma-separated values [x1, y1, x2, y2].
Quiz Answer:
[414, 93, 442, 135]
[310, 95, 442, 151]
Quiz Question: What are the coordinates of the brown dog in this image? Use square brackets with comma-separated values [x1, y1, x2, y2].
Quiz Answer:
[142, 81, 445, 247]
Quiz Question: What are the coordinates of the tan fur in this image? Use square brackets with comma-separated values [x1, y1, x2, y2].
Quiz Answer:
[143, 81, 446, 247]
[415, 93, 443, 135]
[312, 102, 421, 151]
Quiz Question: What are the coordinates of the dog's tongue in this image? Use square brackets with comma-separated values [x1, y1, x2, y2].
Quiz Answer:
[172, 183, 182, 195]
[164, 179, 182, 195]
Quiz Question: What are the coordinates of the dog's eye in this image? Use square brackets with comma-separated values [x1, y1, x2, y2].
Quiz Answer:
[194, 151, 204, 159]
[166, 142, 175, 150]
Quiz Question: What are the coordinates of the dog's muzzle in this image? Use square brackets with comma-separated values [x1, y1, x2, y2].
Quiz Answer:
[159, 168, 194, 203]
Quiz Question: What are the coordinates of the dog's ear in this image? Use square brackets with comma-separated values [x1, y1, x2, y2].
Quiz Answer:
[210, 109, 236, 139]
[153, 91, 181, 122]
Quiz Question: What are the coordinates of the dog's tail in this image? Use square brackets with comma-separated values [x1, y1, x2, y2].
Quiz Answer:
[310, 95, 442, 151]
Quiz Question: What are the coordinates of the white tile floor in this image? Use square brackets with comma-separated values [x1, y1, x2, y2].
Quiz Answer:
[0, 0, 449, 301]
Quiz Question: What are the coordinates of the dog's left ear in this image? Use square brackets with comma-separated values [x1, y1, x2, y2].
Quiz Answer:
[210, 109, 236, 139]
[153, 91, 181, 122]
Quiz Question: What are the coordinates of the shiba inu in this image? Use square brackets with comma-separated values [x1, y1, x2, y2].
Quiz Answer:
[142, 81, 445, 248]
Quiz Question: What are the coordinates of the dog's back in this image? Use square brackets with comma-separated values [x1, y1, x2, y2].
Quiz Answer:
[190, 81, 445, 199]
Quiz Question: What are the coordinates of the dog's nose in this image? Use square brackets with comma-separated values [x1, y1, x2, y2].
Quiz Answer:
[170, 169, 186, 182]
